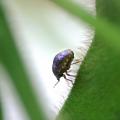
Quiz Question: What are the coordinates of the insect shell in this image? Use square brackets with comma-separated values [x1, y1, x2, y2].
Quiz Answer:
[52, 49, 74, 87]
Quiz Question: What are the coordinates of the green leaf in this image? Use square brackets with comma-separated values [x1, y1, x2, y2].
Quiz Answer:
[0, 3, 46, 120]
[0, 99, 3, 120]
[54, 0, 120, 120]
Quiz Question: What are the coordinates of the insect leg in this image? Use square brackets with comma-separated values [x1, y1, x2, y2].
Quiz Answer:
[66, 72, 76, 77]
[74, 59, 81, 61]
[71, 59, 80, 65]
[63, 74, 74, 85]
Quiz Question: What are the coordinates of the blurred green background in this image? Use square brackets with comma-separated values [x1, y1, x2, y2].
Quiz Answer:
[0, 0, 120, 120]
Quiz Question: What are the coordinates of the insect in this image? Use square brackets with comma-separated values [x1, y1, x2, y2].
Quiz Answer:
[52, 49, 80, 87]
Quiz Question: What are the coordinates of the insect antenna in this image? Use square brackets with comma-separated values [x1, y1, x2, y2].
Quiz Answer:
[53, 80, 59, 88]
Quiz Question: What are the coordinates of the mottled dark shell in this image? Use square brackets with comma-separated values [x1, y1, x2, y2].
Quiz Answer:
[52, 49, 74, 80]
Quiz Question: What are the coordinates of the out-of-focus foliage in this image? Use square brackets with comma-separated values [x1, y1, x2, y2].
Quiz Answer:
[0, 99, 2, 120]
[1, 0, 120, 120]
[54, 0, 120, 120]
[54, 0, 120, 52]
[0, 4, 46, 120]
